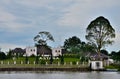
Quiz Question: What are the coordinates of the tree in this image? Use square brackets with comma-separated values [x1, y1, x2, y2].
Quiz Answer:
[80, 42, 96, 54]
[100, 49, 108, 55]
[0, 52, 6, 60]
[50, 53, 53, 64]
[34, 31, 54, 57]
[34, 31, 54, 46]
[63, 36, 81, 53]
[25, 55, 28, 64]
[86, 16, 115, 56]
[35, 55, 39, 64]
[110, 51, 120, 62]
[7, 49, 13, 59]
[60, 54, 64, 65]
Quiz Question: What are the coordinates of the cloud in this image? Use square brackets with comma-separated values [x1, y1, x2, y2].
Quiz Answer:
[0, 7, 31, 32]
[106, 33, 120, 52]
[0, 0, 120, 52]
[57, 0, 120, 27]
[0, 43, 25, 52]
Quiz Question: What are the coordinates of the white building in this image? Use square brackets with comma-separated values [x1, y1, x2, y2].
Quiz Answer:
[52, 47, 64, 57]
[90, 61, 104, 70]
[25, 46, 37, 56]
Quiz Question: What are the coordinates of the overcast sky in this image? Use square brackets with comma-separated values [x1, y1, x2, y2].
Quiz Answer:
[0, 0, 120, 53]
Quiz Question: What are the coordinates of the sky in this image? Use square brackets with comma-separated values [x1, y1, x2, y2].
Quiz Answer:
[0, 0, 120, 53]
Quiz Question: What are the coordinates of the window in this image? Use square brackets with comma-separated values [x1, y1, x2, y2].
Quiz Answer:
[55, 50, 57, 52]
[96, 62, 100, 68]
[33, 49, 35, 52]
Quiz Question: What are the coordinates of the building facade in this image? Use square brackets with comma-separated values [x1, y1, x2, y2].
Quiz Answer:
[25, 46, 37, 56]
[52, 47, 65, 57]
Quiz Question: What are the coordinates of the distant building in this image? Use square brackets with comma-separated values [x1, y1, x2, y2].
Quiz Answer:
[25, 46, 37, 56]
[25, 45, 52, 57]
[11, 48, 25, 57]
[52, 47, 65, 57]
[25, 46, 66, 57]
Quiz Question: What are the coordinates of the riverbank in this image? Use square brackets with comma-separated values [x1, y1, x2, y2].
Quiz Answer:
[0, 64, 92, 71]
[0, 64, 112, 71]
[0, 67, 91, 71]
[0, 64, 93, 71]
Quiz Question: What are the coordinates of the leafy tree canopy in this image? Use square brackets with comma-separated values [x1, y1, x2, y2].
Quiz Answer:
[86, 16, 115, 54]
[34, 31, 54, 46]
[100, 49, 109, 55]
[63, 36, 81, 53]
[110, 51, 120, 61]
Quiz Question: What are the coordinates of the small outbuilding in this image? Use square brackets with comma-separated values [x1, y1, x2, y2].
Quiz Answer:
[87, 53, 109, 70]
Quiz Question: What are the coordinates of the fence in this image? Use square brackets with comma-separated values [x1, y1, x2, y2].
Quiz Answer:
[0, 60, 89, 67]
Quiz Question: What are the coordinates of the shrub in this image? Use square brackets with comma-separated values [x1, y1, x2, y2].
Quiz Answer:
[40, 60, 46, 65]
[30, 54, 35, 57]
[72, 61, 76, 65]
[63, 54, 80, 58]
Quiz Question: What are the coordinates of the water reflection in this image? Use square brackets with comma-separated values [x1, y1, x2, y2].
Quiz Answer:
[0, 71, 119, 79]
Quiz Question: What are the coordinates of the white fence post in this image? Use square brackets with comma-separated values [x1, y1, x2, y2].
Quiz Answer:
[70, 62, 72, 65]
[76, 61, 79, 65]
[58, 62, 60, 66]
[14, 61, 16, 64]
[1, 61, 3, 64]
[21, 61, 23, 64]
[64, 62, 66, 65]
[46, 62, 48, 65]
[8, 61, 9, 65]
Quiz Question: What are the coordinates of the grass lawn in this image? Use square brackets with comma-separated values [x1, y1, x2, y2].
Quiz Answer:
[0, 57, 81, 65]
[0, 57, 90, 68]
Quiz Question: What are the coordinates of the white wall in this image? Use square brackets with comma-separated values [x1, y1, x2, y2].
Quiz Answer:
[91, 61, 103, 70]
[25, 46, 37, 56]
[52, 47, 62, 56]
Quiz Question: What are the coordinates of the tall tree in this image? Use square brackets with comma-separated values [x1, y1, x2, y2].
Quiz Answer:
[63, 36, 81, 53]
[34, 31, 54, 46]
[86, 16, 115, 56]
[25, 55, 28, 64]
[34, 31, 54, 56]
[80, 42, 96, 53]
[35, 55, 39, 64]
[50, 53, 53, 64]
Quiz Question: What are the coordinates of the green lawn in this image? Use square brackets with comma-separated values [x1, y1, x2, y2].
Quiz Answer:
[0, 57, 81, 65]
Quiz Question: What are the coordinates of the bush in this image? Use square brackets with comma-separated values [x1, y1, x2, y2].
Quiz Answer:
[63, 54, 80, 58]
[30, 54, 35, 57]
[118, 68, 120, 71]
[40, 60, 46, 65]
[105, 64, 120, 69]
[72, 61, 76, 65]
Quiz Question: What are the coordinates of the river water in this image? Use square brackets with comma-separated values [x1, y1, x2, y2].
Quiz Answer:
[0, 71, 119, 79]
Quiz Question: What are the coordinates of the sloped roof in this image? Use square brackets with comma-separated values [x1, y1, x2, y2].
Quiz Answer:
[90, 53, 108, 58]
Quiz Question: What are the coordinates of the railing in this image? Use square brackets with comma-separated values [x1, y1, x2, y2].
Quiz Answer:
[0, 61, 89, 68]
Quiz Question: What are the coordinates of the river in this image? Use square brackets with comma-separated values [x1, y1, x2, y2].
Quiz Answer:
[0, 71, 119, 79]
